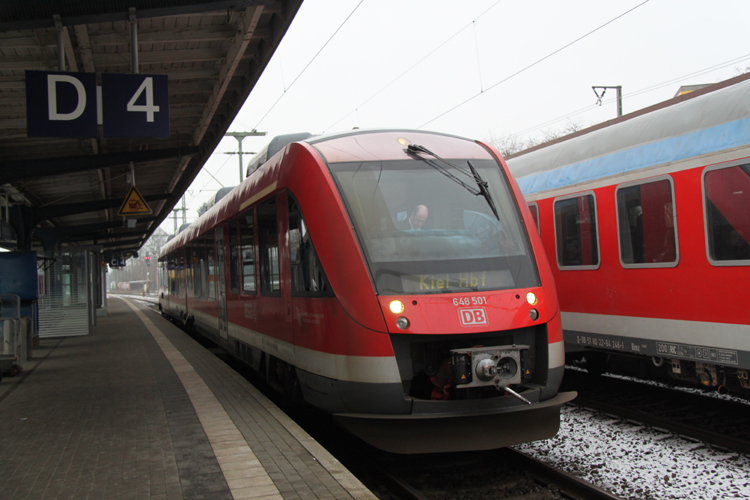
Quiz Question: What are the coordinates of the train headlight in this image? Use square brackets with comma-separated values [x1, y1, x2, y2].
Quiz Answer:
[396, 317, 410, 330]
[529, 308, 539, 321]
[389, 300, 405, 314]
[526, 292, 538, 305]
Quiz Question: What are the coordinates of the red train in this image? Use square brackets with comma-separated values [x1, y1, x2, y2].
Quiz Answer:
[158, 129, 575, 453]
[508, 74, 750, 393]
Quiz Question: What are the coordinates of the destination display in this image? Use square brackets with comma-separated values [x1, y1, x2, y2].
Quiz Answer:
[400, 270, 513, 293]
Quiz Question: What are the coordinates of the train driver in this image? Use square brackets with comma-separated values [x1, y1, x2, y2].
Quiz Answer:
[395, 204, 429, 230]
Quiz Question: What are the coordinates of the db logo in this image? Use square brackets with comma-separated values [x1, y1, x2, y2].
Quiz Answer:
[459, 307, 488, 326]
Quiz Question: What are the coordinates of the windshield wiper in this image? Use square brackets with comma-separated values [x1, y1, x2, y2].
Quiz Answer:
[407, 144, 478, 194]
[468, 160, 500, 220]
[407, 144, 500, 220]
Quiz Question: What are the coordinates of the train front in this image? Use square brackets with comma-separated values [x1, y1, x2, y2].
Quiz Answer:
[309, 131, 575, 453]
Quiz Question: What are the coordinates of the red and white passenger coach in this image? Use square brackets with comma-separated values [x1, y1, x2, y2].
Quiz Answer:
[508, 74, 750, 393]
[159, 129, 575, 453]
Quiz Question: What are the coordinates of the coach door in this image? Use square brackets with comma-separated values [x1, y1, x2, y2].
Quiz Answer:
[215, 227, 229, 341]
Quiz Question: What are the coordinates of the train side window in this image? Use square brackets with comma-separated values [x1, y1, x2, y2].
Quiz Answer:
[553, 192, 600, 269]
[703, 162, 750, 265]
[178, 250, 185, 295]
[168, 252, 177, 294]
[616, 177, 678, 268]
[185, 244, 193, 295]
[288, 195, 334, 297]
[192, 239, 205, 298]
[159, 259, 166, 292]
[228, 219, 241, 294]
[258, 197, 281, 295]
[206, 230, 216, 300]
[239, 208, 257, 294]
[201, 234, 211, 299]
[527, 202, 540, 234]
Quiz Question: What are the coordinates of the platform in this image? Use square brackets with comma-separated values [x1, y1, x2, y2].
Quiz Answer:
[0, 297, 376, 500]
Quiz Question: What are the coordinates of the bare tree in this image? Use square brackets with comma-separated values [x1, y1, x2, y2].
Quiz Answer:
[486, 118, 588, 158]
[142, 228, 169, 259]
[540, 118, 587, 143]
[485, 131, 538, 158]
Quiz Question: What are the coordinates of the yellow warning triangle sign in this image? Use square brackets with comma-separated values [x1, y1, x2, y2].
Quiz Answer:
[117, 185, 153, 216]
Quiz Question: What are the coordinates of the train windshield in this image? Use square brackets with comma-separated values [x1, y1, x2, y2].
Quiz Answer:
[329, 159, 539, 295]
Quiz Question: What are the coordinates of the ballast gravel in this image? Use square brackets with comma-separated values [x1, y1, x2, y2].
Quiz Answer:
[516, 400, 750, 499]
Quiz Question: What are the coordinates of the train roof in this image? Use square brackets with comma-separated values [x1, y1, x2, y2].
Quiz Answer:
[244, 132, 314, 177]
[507, 73, 750, 196]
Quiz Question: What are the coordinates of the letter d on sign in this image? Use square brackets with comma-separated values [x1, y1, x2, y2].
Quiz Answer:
[48, 74, 86, 121]
[26, 70, 97, 137]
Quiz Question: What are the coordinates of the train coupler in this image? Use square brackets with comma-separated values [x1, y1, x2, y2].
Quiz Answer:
[451, 344, 529, 390]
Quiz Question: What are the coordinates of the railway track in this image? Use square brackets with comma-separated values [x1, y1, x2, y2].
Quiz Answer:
[562, 368, 750, 455]
[356, 447, 625, 500]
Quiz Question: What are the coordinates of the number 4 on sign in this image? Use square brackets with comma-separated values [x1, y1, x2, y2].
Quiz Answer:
[127, 77, 159, 123]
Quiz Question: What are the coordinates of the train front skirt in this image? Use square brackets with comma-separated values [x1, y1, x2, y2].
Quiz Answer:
[332, 391, 577, 454]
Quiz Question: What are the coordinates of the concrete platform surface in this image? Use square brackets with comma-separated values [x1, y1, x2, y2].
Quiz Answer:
[0, 297, 376, 500]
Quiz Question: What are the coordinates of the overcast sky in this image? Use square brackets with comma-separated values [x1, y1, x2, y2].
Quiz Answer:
[161, 0, 750, 233]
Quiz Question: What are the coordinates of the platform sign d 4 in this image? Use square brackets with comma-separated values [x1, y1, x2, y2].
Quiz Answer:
[25, 70, 169, 138]
[102, 73, 169, 138]
[117, 185, 153, 217]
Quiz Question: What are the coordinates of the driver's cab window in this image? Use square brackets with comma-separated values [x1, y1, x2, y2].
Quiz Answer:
[329, 159, 538, 294]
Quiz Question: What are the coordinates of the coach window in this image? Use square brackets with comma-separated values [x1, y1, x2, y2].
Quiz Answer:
[185, 244, 193, 295]
[202, 239, 210, 298]
[206, 231, 216, 300]
[258, 197, 281, 295]
[157, 258, 163, 289]
[527, 202, 540, 234]
[168, 252, 177, 294]
[288, 195, 334, 296]
[239, 208, 257, 294]
[228, 219, 241, 294]
[192, 239, 205, 298]
[159, 259, 167, 291]
[553, 192, 600, 269]
[178, 251, 186, 295]
[616, 177, 678, 268]
[703, 162, 750, 265]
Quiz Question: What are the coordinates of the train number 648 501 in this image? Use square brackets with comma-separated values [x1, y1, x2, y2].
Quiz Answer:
[453, 296, 487, 306]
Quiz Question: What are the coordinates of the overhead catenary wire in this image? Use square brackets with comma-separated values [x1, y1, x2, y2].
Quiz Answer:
[323, 0, 505, 132]
[501, 52, 750, 143]
[418, 0, 652, 129]
[169, 1, 743, 233]
[253, 0, 365, 130]
[181, 146, 238, 211]
[473, 20, 484, 93]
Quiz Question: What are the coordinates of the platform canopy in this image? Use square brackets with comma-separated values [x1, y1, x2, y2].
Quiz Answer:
[0, 0, 302, 260]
